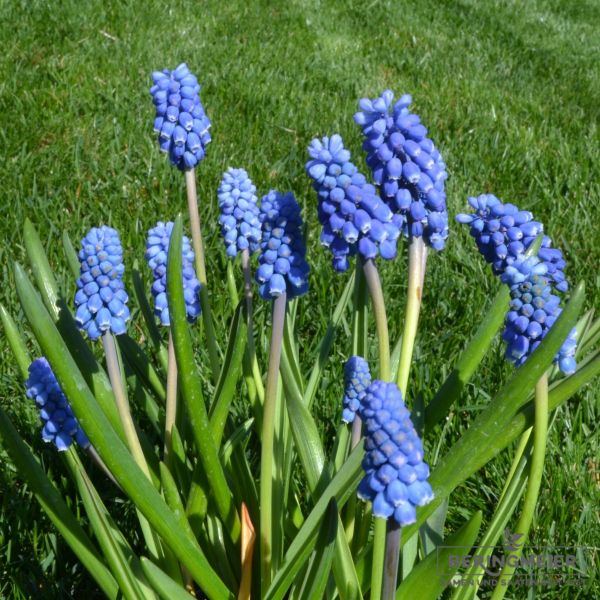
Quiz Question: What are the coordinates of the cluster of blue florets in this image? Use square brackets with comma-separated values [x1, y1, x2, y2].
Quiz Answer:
[306, 135, 401, 272]
[150, 63, 211, 171]
[342, 356, 371, 423]
[26, 358, 89, 451]
[456, 194, 568, 292]
[217, 168, 262, 258]
[145, 221, 201, 326]
[74, 226, 130, 341]
[354, 91, 449, 250]
[256, 191, 310, 300]
[357, 380, 434, 525]
[502, 256, 577, 374]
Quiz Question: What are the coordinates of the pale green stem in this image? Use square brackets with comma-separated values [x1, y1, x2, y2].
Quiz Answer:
[397, 237, 427, 396]
[184, 168, 220, 383]
[383, 521, 401, 599]
[491, 373, 549, 600]
[362, 258, 390, 381]
[498, 427, 532, 505]
[260, 292, 287, 591]
[163, 331, 177, 469]
[242, 248, 265, 405]
[371, 516, 388, 600]
[102, 332, 161, 561]
[226, 260, 240, 305]
[86, 444, 121, 490]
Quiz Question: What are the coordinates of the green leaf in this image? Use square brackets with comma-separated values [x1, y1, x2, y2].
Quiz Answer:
[14, 262, 233, 600]
[0, 303, 31, 379]
[396, 511, 483, 600]
[425, 286, 509, 430]
[140, 558, 192, 600]
[209, 299, 247, 447]
[402, 281, 585, 545]
[304, 270, 355, 408]
[0, 406, 119, 599]
[167, 215, 240, 544]
[67, 451, 150, 600]
[296, 499, 338, 600]
[264, 445, 364, 600]
[119, 335, 166, 403]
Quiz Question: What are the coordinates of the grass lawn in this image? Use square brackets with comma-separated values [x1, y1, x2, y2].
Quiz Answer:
[0, 0, 599, 597]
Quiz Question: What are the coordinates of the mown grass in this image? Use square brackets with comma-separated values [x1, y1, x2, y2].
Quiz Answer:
[0, 0, 599, 597]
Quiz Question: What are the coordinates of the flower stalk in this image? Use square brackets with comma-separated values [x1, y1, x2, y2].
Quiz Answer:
[163, 330, 178, 468]
[184, 168, 221, 382]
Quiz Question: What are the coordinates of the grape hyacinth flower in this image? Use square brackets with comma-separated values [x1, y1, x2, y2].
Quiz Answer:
[358, 380, 433, 526]
[145, 221, 201, 326]
[354, 91, 449, 250]
[26, 358, 89, 451]
[74, 226, 130, 341]
[456, 194, 568, 292]
[342, 356, 371, 423]
[150, 63, 211, 171]
[217, 168, 262, 258]
[256, 191, 310, 300]
[306, 134, 401, 272]
[502, 256, 577, 374]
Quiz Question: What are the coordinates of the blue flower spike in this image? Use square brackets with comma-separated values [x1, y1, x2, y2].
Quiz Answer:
[501, 255, 577, 374]
[74, 226, 130, 341]
[26, 358, 89, 451]
[342, 356, 372, 424]
[306, 134, 401, 272]
[358, 380, 434, 526]
[354, 91, 449, 250]
[150, 63, 211, 171]
[456, 194, 568, 291]
[145, 221, 201, 326]
[217, 168, 262, 258]
[256, 191, 310, 300]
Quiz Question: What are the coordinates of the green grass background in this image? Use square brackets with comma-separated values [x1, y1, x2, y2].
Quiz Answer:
[1, 0, 599, 597]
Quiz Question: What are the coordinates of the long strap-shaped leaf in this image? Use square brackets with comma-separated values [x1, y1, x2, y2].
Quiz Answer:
[140, 558, 194, 600]
[166, 215, 240, 544]
[13, 263, 233, 600]
[0, 406, 119, 599]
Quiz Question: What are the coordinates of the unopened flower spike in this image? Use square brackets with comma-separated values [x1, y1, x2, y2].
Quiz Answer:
[357, 380, 433, 526]
[150, 63, 211, 171]
[218, 168, 262, 258]
[354, 91, 449, 250]
[145, 221, 201, 326]
[26, 358, 89, 451]
[306, 134, 401, 272]
[256, 190, 310, 300]
[456, 194, 568, 291]
[342, 356, 371, 423]
[74, 226, 130, 341]
[502, 255, 577, 374]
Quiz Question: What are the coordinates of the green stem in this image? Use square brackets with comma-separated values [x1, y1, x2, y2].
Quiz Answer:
[163, 331, 177, 469]
[382, 521, 401, 600]
[226, 260, 240, 305]
[371, 517, 388, 600]
[396, 237, 427, 396]
[362, 258, 390, 381]
[490, 373, 549, 600]
[260, 292, 287, 591]
[184, 168, 221, 383]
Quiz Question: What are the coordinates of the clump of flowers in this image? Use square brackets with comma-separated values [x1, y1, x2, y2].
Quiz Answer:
[456, 194, 568, 291]
[342, 356, 371, 423]
[26, 358, 89, 451]
[354, 91, 449, 250]
[358, 380, 433, 525]
[150, 63, 211, 171]
[306, 134, 401, 272]
[145, 221, 201, 326]
[256, 191, 310, 299]
[74, 226, 130, 340]
[217, 168, 262, 258]
[502, 256, 577, 374]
